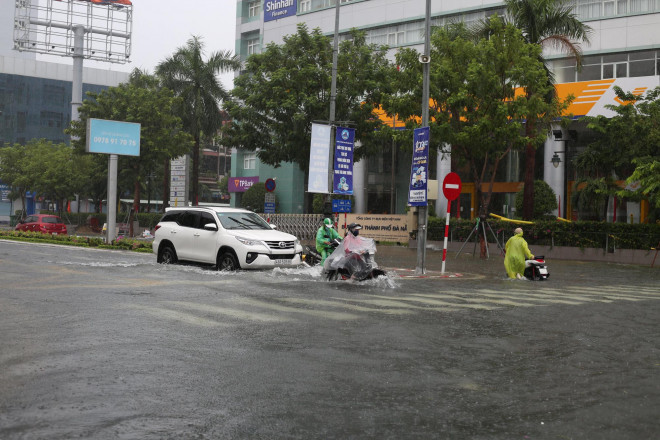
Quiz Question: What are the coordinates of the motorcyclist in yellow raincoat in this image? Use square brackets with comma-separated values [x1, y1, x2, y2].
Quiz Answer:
[504, 227, 534, 279]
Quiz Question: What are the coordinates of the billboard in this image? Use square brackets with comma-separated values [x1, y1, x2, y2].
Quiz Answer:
[229, 176, 260, 193]
[86, 118, 140, 156]
[264, 0, 297, 22]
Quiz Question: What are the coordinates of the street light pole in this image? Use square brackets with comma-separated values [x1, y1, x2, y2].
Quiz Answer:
[416, 0, 431, 275]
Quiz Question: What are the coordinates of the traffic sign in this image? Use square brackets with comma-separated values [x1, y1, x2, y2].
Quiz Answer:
[442, 172, 462, 201]
[265, 178, 276, 192]
[264, 202, 276, 213]
[332, 199, 352, 213]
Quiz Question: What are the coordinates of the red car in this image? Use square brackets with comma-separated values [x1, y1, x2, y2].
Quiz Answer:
[15, 214, 68, 235]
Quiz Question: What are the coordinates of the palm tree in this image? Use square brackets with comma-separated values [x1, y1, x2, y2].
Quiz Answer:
[156, 36, 240, 205]
[506, 0, 591, 220]
[474, 0, 591, 219]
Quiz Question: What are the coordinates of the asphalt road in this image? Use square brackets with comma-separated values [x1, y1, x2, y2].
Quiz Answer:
[0, 240, 658, 439]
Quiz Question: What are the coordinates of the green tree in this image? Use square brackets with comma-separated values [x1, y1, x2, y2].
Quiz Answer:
[223, 24, 393, 209]
[501, 0, 591, 220]
[0, 143, 29, 217]
[576, 86, 660, 220]
[156, 36, 241, 206]
[387, 18, 561, 256]
[240, 183, 266, 212]
[515, 180, 557, 218]
[68, 69, 193, 225]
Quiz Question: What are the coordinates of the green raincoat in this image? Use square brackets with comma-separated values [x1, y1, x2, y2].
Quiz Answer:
[316, 224, 341, 265]
[504, 231, 534, 279]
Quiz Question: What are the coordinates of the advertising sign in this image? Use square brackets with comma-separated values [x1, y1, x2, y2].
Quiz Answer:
[229, 176, 259, 193]
[307, 123, 332, 193]
[408, 127, 430, 206]
[333, 126, 354, 195]
[264, 0, 297, 22]
[0, 182, 10, 202]
[86, 118, 140, 156]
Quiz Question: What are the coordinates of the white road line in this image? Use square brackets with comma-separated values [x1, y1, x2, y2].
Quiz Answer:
[166, 301, 293, 323]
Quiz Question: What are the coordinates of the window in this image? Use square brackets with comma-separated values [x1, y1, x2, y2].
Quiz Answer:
[247, 37, 260, 56]
[248, 1, 260, 17]
[199, 212, 216, 229]
[299, 0, 311, 12]
[387, 31, 405, 47]
[243, 152, 256, 170]
[178, 211, 197, 228]
[552, 50, 660, 83]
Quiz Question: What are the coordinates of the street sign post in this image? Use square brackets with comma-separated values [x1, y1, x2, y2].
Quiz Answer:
[441, 172, 462, 273]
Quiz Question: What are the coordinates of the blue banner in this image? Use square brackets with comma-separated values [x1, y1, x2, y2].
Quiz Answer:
[264, 0, 297, 22]
[332, 199, 352, 213]
[333, 126, 354, 195]
[408, 127, 430, 206]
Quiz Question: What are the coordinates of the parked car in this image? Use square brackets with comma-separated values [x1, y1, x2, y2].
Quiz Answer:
[152, 206, 303, 270]
[15, 214, 68, 235]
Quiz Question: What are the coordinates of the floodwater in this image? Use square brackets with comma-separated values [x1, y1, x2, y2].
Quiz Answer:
[0, 240, 658, 439]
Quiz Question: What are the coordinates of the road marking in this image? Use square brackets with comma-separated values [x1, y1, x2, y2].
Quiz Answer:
[281, 298, 415, 315]
[368, 294, 499, 310]
[236, 297, 360, 321]
[167, 301, 293, 323]
[125, 304, 226, 328]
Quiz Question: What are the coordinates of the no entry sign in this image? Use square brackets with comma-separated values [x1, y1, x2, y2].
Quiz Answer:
[442, 172, 462, 201]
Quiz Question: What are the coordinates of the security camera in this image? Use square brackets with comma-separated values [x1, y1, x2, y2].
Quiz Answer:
[419, 54, 431, 64]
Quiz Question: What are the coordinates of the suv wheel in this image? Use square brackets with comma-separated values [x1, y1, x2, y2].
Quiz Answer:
[159, 244, 178, 264]
[217, 252, 239, 271]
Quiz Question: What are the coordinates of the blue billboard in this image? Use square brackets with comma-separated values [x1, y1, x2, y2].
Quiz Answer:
[85, 118, 140, 156]
[264, 0, 297, 22]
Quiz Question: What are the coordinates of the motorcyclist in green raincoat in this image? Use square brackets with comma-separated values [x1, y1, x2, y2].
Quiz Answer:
[504, 227, 534, 279]
[316, 217, 341, 266]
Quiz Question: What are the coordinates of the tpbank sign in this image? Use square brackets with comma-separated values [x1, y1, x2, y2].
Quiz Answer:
[264, 0, 296, 22]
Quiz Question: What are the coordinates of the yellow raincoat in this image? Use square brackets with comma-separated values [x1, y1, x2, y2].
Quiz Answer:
[504, 230, 534, 279]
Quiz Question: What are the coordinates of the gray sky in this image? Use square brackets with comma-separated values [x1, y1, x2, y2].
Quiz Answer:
[38, 0, 238, 89]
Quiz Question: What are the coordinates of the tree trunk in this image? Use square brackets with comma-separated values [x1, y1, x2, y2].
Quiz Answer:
[192, 134, 200, 206]
[130, 163, 141, 237]
[522, 113, 536, 220]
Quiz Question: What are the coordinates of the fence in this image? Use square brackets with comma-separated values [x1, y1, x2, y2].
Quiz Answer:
[260, 213, 325, 241]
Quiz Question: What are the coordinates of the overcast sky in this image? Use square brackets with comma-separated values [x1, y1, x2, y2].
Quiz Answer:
[37, 0, 238, 89]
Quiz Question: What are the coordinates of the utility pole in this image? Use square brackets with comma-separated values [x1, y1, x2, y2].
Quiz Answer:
[325, 0, 342, 213]
[416, 0, 431, 274]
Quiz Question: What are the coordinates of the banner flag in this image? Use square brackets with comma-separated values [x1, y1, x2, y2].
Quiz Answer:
[333, 126, 354, 195]
[408, 126, 430, 206]
[307, 123, 332, 194]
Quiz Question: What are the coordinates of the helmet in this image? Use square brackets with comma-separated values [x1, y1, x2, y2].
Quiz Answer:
[323, 218, 333, 226]
[347, 223, 362, 232]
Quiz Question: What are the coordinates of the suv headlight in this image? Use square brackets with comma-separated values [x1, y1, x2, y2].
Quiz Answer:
[235, 236, 267, 248]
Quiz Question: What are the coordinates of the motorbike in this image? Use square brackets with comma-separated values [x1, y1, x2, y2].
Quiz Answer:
[323, 237, 387, 281]
[524, 255, 549, 280]
[302, 239, 340, 267]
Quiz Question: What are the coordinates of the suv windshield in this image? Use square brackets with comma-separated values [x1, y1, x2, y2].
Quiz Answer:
[217, 212, 271, 230]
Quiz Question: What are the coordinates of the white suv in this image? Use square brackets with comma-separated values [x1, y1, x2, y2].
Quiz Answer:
[153, 207, 303, 270]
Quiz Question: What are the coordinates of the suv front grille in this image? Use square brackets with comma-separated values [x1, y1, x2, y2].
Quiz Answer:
[264, 240, 295, 250]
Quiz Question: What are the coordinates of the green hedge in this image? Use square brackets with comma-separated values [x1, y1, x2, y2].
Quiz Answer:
[428, 218, 660, 250]
[0, 230, 153, 252]
[35, 211, 163, 230]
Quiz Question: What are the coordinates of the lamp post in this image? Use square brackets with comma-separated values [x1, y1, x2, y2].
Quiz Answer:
[550, 150, 566, 217]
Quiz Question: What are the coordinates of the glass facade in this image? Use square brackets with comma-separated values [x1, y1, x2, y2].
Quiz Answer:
[0, 73, 108, 146]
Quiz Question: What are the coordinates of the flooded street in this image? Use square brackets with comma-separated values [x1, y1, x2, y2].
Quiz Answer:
[0, 240, 658, 439]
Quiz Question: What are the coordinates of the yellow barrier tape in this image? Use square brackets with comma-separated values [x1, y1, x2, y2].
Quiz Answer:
[489, 213, 534, 225]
